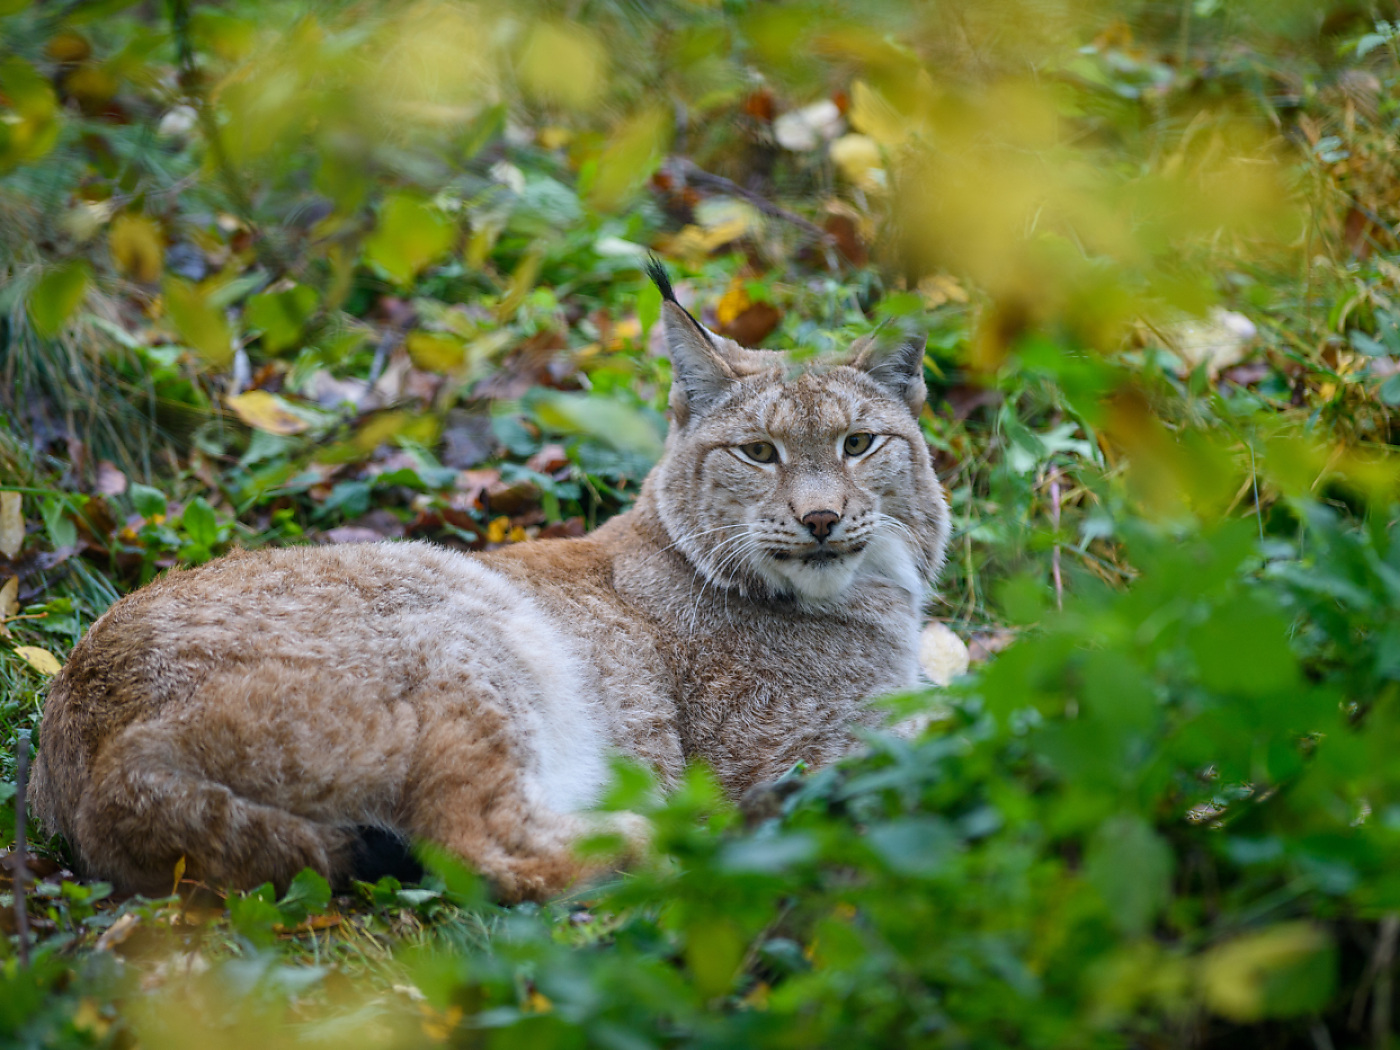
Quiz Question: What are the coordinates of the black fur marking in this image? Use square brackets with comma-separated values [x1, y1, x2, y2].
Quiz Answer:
[348, 826, 424, 885]
[646, 255, 718, 350]
[645, 255, 677, 303]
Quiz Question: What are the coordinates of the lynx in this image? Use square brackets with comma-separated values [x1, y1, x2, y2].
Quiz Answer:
[29, 264, 950, 901]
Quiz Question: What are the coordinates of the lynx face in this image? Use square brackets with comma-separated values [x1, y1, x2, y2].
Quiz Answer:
[651, 295, 949, 608]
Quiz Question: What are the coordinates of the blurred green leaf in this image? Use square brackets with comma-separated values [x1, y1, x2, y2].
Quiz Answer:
[27, 261, 91, 339]
[164, 277, 233, 368]
[364, 195, 454, 287]
[246, 284, 319, 353]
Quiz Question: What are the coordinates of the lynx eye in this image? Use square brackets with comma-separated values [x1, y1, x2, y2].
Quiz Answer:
[737, 441, 778, 465]
[843, 432, 875, 457]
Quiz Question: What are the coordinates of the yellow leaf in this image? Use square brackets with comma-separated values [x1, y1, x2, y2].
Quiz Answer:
[172, 855, 187, 896]
[406, 331, 467, 372]
[700, 218, 752, 253]
[523, 990, 552, 1013]
[538, 126, 572, 150]
[71, 998, 109, 1038]
[918, 274, 968, 307]
[0, 577, 17, 619]
[829, 133, 885, 192]
[227, 391, 310, 435]
[0, 490, 23, 558]
[28, 260, 90, 338]
[110, 214, 164, 283]
[847, 80, 906, 147]
[486, 516, 510, 544]
[419, 1003, 463, 1042]
[1200, 923, 1334, 1022]
[517, 22, 604, 110]
[716, 281, 751, 328]
[740, 981, 770, 1011]
[364, 195, 454, 287]
[14, 645, 62, 676]
[587, 104, 671, 212]
[496, 249, 542, 322]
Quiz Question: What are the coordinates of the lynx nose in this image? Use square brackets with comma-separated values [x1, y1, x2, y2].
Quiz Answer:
[800, 509, 840, 541]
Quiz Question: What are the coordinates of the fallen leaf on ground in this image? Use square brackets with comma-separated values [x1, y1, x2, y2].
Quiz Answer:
[0, 577, 17, 619]
[14, 646, 63, 675]
[94, 913, 140, 953]
[95, 461, 128, 496]
[0, 492, 23, 559]
[227, 390, 311, 435]
[968, 630, 1016, 664]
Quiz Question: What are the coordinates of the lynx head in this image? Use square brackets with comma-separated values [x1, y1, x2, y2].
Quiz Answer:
[647, 262, 950, 608]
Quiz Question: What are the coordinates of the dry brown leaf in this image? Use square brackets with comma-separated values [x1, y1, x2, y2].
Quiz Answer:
[0, 577, 17, 620]
[0, 492, 23, 559]
[95, 460, 128, 497]
[14, 646, 62, 676]
[94, 913, 141, 953]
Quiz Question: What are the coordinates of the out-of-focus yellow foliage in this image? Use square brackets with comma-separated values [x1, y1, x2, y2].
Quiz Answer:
[517, 21, 605, 110]
[1201, 923, 1336, 1022]
[109, 214, 164, 284]
[587, 105, 672, 213]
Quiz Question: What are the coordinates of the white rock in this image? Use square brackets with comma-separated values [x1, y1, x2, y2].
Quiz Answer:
[919, 622, 970, 687]
[774, 99, 843, 151]
[1167, 308, 1257, 376]
[157, 105, 197, 137]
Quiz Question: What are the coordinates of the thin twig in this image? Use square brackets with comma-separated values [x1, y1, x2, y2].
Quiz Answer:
[167, 0, 290, 277]
[1373, 915, 1399, 1050]
[1047, 467, 1064, 611]
[668, 158, 838, 254]
[12, 729, 31, 967]
[1350, 912, 1400, 1039]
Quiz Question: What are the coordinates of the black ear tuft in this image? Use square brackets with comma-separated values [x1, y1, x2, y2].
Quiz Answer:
[646, 256, 677, 304]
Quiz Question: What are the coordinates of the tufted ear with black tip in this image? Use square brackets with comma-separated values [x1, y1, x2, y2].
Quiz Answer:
[847, 329, 928, 416]
[647, 257, 739, 426]
[661, 303, 739, 426]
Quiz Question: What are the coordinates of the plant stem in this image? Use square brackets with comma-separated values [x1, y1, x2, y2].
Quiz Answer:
[12, 728, 31, 967]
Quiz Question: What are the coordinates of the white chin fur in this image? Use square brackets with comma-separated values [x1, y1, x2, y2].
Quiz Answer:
[859, 530, 925, 601]
[768, 554, 865, 604]
[754, 529, 924, 606]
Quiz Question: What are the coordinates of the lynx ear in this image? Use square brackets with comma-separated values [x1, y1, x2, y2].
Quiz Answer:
[648, 258, 738, 425]
[848, 329, 928, 416]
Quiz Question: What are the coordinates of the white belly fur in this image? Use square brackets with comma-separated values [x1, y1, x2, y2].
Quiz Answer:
[454, 558, 611, 813]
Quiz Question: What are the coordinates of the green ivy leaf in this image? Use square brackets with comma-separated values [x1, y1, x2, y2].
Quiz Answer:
[129, 483, 168, 520]
[246, 284, 319, 353]
[28, 261, 91, 338]
[181, 497, 220, 549]
[164, 276, 234, 368]
[363, 195, 453, 287]
[278, 868, 331, 925]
